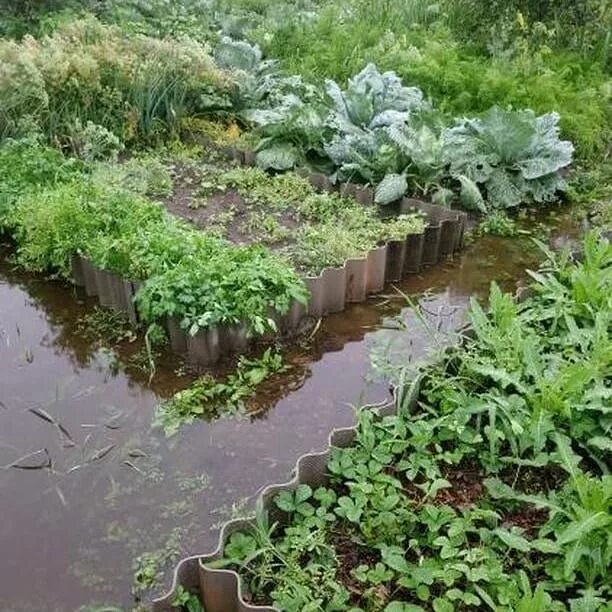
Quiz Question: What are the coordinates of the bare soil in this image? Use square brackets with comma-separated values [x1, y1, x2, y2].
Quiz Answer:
[160, 162, 301, 251]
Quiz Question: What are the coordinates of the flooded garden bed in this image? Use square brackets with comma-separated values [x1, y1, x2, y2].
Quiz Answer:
[0, 1, 608, 609]
[0, 206, 583, 610]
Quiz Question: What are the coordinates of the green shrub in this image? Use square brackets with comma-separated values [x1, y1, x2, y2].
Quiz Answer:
[0, 16, 233, 145]
[0, 136, 84, 227]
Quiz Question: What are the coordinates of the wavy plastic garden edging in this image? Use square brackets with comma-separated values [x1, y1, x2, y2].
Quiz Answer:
[151, 383, 420, 612]
[69, 149, 466, 366]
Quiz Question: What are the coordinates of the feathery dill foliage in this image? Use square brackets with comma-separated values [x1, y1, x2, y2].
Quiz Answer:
[0, 15, 232, 144]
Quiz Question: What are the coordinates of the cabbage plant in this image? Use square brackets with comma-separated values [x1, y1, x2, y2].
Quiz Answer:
[442, 107, 574, 211]
[241, 59, 574, 212]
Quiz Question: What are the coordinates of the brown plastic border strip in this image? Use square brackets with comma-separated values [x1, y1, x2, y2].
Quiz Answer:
[149, 283, 534, 610]
[68, 154, 467, 366]
[151, 384, 419, 612]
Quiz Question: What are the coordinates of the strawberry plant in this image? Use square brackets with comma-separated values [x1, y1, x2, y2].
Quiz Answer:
[213, 233, 611, 610]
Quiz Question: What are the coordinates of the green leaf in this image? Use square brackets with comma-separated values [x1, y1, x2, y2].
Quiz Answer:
[274, 490, 296, 513]
[493, 528, 531, 552]
[419, 478, 452, 500]
[375, 173, 408, 205]
[457, 175, 487, 213]
[255, 143, 299, 170]
[224, 532, 257, 561]
[295, 484, 313, 504]
[557, 512, 610, 545]
[385, 603, 425, 612]
[379, 544, 410, 573]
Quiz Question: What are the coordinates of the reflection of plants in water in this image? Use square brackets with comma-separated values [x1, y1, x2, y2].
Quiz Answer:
[55, 416, 214, 602]
[76, 307, 138, 346]
[368, 292, 464, 386]
[128, 474, 213, 598]
[75, 308, 170, 382]
[0, 261, 182, 396]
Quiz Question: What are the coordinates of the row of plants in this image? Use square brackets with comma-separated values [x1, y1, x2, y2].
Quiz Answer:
[205, 232, 611, 611]
[207, 41, 575, 213]
[1, 5, 600, 220]
[0, 137, 307, 338]
[147, 156, 425, 275]
[0, 134, 425, 342]
[246, 0, 610, 158]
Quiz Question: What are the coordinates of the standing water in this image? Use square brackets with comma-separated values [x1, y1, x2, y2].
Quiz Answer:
[0, 209, 582, 610]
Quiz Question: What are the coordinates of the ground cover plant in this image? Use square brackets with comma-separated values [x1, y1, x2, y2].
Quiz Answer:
[210, 232, 612, 610]
[150, 157, 425, 275]
[0, 139, 308, 340]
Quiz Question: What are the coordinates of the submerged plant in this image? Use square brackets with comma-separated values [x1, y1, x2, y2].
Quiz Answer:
[155, 348, 286, 435]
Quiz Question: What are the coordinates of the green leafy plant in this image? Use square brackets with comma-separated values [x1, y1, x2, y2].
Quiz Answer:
[155, 348, 287, 435]
[209, 233, 611, 610]
[170, 586, 204, 612]
[442, 106, 573, 211]
[0, 16, 232, 144]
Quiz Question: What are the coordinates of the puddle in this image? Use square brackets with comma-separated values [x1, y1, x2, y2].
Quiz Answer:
[0, 207, 583, 610]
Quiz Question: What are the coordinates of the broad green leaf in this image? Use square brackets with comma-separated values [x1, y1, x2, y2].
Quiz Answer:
[375, 173, 408, 205]
[557, 512, 610, 545]
[457, 175, 487, 213]
[295, 484, 313, 504]
[255, 143, 299, 170]
[385, 603, 425, 612]
[493, 528, 531, 552]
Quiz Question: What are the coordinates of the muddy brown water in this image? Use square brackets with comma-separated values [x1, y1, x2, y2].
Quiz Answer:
[0, 208, 582, 611]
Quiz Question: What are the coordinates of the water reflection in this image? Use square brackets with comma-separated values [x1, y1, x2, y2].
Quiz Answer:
[0, 207, 581, 610]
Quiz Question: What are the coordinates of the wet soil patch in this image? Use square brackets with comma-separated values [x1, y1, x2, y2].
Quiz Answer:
[503, 505, 549, 536]
[160, 161, 302, 252]
[330, 528, 381, 604]
[437, 462, 485, 508]
[500, 463, 567, 495]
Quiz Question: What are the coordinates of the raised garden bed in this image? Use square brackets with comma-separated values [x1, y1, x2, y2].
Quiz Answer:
[66, 153, 466, 366]
[152, 233, 612, 611]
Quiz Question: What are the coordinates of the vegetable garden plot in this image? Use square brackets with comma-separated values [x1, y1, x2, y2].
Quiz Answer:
[154, 233, 612, 612]
[59, 151, 466, 367]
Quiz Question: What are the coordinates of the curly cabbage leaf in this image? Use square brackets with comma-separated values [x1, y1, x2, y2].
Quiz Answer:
[443, 107, 573, 209]
[374, 173, 408, 205]
[325, 127, 402, 184]
[214, 36, 263, 73]
[325, 63, 429, 132]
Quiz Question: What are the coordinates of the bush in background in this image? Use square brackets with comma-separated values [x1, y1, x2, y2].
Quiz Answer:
[0, 16, 233, 146]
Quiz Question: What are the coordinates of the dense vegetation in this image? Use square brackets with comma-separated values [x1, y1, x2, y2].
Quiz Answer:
[1, 0, 609, 217]
[0, 140, 308, 336]
[0, 1, 610, 609]
[214, 233, 612, 611]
